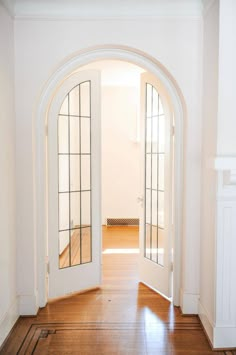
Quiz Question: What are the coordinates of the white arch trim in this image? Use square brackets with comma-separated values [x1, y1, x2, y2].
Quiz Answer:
[34, 45, 185, 308]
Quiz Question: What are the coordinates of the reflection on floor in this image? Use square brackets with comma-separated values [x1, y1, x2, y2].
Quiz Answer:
[1, 226, 229, 354]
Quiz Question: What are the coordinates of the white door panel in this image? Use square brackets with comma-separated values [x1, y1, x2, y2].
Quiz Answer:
[48, 71, 101, 299]
[139, 72, 172, 298]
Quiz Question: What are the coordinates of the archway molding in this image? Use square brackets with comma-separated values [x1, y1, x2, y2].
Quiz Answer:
[34, 45, 186, 308]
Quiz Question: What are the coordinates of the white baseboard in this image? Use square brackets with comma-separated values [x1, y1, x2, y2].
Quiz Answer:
[18, 292, 39, 315]
[198, 300, 214, 345]
[180, 289, 199, 314]
[213, 326, 236, 348]
[198, 300, 236, 348]
[0, 297, 19, 347]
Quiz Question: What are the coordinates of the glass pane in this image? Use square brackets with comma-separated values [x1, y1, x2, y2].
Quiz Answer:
[70, 155, 80, 191]
[58, 115, 68, 153]
[159, 96, 164, 115]
[69, 86, 80, 116]
[57, 81, 93, 268]
[70, 192, 80, 229]
[70, 116, 80, 154]
[159, 116, 165, 153]
[60, 95, 68, 115]
[152, 154, 158, 190]
[59, 155, 69, 192]
[81, 227, 92, 263]
[81, 117, 90, 154]
[152, 190, 158, 226]
[146, 84, 152, 118]
[80, 82, 90, 117]
[151, 225, 158, 263]
[145, 189, 151, 224]
[59, 193, 69, 231]
[152, 116, 158, 153]
[59, 231, 70, 268]
[145, 224, 151, 259]
[157, 227, 164, 266]
[146, 154, 151, 189]
[158, 154, 165, 191]
[146, 118, 151, 153]
[71, 229, 81, 266]
[158, 191, 164, 228]
[81, 155, 90, 191]
[153, 88, 158, 116]
[81, 191, 90, 227]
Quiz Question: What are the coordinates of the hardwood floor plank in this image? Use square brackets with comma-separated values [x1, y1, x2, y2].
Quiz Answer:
[1, 227, 233, 354]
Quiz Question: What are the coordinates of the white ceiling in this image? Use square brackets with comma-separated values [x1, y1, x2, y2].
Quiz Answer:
[1, 0, 206, 19]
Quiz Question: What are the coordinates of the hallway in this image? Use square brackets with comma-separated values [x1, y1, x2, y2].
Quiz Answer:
[0, 227, 228, 354]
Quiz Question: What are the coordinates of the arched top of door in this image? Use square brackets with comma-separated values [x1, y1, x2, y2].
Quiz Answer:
[36, 45, 186, 130]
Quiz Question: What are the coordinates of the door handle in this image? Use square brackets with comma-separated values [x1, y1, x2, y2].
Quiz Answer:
[137, 196, 144, 207]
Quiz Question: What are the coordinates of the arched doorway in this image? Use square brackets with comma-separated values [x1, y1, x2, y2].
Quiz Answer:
[35, 45, 185, 308]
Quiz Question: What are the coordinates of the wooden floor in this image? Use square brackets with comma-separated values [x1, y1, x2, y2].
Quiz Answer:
[1, 227, 234, 354]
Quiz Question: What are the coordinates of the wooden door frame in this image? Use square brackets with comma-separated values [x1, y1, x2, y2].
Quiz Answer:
[34, 45, 185, 308]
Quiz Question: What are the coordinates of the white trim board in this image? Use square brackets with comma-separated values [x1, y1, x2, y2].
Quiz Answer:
[198, 301, 214, 346]
[0, 298, 19, 348]
[180, 289, 199, 314]
[199, 301, 236, 349]
[1, 0, 203, 19]
[18, 293, 39, 316]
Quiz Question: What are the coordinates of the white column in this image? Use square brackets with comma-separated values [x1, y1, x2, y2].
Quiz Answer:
[213, 157, 236, 348]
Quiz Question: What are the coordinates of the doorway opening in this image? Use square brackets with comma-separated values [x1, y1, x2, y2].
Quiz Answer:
[37, 46, 184, 308]
[60, 59, 175, 299]
[95, 60, 143, 290]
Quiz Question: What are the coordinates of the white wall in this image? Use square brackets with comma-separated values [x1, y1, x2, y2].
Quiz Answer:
[217, 0, 236, 155]
[213, 0, 236, 348]
[199, 0, 219, 342]
[102, 85, 140, 224]
[200, 0, 236, 348]
[0, 4, 18, 347]
[14, 16, 202, 315]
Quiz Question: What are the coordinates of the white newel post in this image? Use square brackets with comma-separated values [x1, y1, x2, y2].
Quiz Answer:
[214, 156, 236, 348]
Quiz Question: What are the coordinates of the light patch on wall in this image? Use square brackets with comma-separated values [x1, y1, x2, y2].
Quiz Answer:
[77, 60, 145, 87]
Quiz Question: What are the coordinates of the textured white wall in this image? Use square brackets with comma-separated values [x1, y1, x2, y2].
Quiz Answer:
[14, 16, 202, 314]
[0, 4, 18, 346]
[101, 85, 140, 224]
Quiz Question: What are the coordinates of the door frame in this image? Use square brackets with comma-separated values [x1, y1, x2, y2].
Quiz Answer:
[34, 45, 185, 308]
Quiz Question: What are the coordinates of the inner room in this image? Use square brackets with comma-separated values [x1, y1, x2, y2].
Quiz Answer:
[57, 58, 171, 291]
[77, 59, 144, 283]
[72, 59, 170, 290]
[99, 60, 142, 285]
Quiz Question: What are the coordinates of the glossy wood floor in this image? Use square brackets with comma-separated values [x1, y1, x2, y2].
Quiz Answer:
[1, 227, 234, 354]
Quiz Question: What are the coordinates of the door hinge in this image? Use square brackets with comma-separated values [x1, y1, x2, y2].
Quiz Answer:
[47, 262, 50, 274]
[170, 262, 174, 272]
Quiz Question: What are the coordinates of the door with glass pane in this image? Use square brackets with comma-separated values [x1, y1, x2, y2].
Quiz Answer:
[48, 71, 101, 299]
[139, 72, 172, 298]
